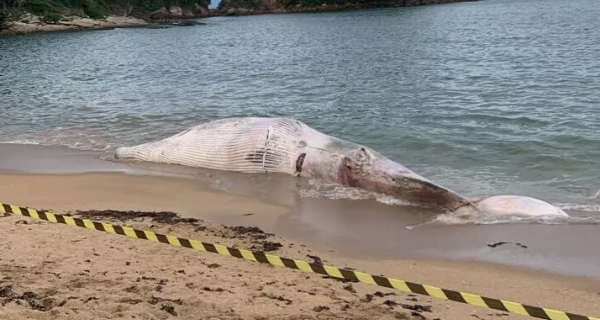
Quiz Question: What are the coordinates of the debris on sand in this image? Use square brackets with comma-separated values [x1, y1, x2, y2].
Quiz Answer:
[487, 241, 508, 248]
[307, 255, 323, 266]
[161, 304, 178, 316]
[74, 210, 204, 226]
[487, 242, 528, 249]
[0, 285, 55, 311]
[259, 293, 293, 305]
[253, 241, 283, 252]
[313, 305, 330, 312]
[226, 226, 273, 240]
[343, 284, 356, 293]
[400, 304, 432, 313]
[374, 291, 396, 298]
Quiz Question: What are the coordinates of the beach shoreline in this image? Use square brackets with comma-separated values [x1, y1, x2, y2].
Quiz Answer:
[0, 143, 599, 319]
[0, 173, 599, 319]
[0, 0, 480, 36]
[2, 143, 600, 276]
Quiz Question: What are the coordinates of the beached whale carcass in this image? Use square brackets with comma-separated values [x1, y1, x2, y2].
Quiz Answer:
[114, 117, 470, 210]
[453, 195, 568, 218]
[114, 117, 568, 218]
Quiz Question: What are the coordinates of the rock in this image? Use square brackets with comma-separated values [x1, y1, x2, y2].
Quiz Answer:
[19, 13, 40, 23]
[149, 6, 206, 20]
[59, 18, 102, 28]
[223, 8, 255, 16]
[105, 16, 148, 26]
[193, 5, 210, 17]
[166, 20, 207, 26]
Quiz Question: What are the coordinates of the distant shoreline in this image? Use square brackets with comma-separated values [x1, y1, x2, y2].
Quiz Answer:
[210, 0, 480, 17]
[1, 0, 479, 36]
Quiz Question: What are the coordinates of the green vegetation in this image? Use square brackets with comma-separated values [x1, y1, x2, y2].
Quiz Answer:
[0, 0, 210, 21]
[220, 0, 258, 9]
[42, 10, 61, 21]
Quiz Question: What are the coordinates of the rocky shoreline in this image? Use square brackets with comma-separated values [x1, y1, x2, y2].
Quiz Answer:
[0, 6, 212, 36]
[1, 0, 478, 36]
[213, 0, 480, 16]
[0, 15, 149, 36]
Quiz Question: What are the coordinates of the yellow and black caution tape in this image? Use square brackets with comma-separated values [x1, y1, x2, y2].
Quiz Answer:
[1, 201, 598, 320]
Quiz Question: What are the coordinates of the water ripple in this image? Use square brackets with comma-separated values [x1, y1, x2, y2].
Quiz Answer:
[1, 0, 599, 210]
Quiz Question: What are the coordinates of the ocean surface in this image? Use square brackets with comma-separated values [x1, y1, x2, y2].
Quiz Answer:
[1, 0, 600, 221]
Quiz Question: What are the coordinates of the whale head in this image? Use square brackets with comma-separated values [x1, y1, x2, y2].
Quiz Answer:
[332, 146, 472, 209]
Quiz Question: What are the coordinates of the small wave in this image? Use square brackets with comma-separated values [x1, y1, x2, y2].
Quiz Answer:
[0, 139, 107, 152]
[299, 180, 372, 200]
[440, 113, 551, 127]
[407, 206, 600, 229]
[554, 202, 600, 213]
[298, 179, 419, 206]
[0, 128, 117, 152]
[425, 213, 571, 226]
[0, 139, 41, 145]
[406, 213, 600, 229]
[374, 194, 421, 207]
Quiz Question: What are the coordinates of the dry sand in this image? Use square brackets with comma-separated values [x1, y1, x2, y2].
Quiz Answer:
[0, 172, 599, 320]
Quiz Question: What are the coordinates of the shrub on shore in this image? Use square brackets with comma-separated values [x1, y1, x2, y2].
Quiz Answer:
[82, 0, 108, 19]
[42, 11, 62, 22]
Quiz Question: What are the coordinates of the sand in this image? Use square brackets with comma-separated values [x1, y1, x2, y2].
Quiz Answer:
[3, 144, 600, 282]
[0, 171, 600, 320]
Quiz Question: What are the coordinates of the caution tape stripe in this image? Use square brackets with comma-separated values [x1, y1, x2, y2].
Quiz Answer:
[1, 202, 597, 320]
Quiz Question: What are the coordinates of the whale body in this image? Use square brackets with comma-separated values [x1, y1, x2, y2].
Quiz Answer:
[455, 195, 568, 218]
[115, 117, 470, 210]
[114, 117, 568, 218]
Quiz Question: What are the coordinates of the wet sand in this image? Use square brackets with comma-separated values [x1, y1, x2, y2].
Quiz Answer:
[1, 143, 600, 319]
[2, 144, 599, 278]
